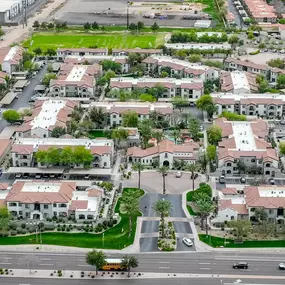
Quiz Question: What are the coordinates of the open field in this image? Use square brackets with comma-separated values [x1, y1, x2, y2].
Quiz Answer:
[23, 32, 165, 51]
[0, 188, 144, 249]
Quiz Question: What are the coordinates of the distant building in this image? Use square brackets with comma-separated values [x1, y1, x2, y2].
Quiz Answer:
[56, 48, 108, 61]
[0, 46, 23, 74]
[111, 48, 163, 56]
[165, 43, 231, 51]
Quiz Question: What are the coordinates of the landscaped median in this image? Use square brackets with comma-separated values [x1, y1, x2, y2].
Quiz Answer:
[0, 188, 144, 249]
[199, 234, 285, 248]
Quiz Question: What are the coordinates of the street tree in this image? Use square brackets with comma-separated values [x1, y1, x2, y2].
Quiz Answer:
[2, 110, 21, 124]
[139, 93, 156, 102]
[92, 21, 99, 29]
[120, 190, 140, 237]
[122, 110, 138, 127]
[254, 208, 268, 223]
[277, 74, 285, 89]
[42, 73, 57, 86]
[132, 162, 145, 190]
[102, 60, 121, 73]
[86, 250, 106, 275]
[228, 220, 252, 240]
[194, 192, 215, 234]
[152, 199, 172, 238]
[185, 163, 199, 191]
[151, 22, 159, 32]
[171, 96, 187, 112]
[198, 153, 208, 174]
[50, 126, 66, 138]
[157, 166, 169, 194]
[196, 95, 217, 119]
[137, 21, 145, 31]
[32, 21, 40, 29]
[0, 207, 10, 236]
[207, 125, 222, 145]
[228, 34, 239, 46]
[121, 255, 139, 277]
[84, 22, 91, 30]
[138, 119, 152, 148]
[189, 117, 200, 141]
[111, 128, 129, 147]
[33, 47, 42, 56]
[188, 54, 202, 63]
[89, 107, 108, 129]
[206, 145, 216, 162]
[280, 142, 285, 156]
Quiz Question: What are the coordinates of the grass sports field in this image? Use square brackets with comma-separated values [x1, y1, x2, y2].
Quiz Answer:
[24, 32, 165, 51]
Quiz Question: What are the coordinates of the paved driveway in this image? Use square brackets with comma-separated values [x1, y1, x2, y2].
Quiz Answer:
[123, 171, 203, 194]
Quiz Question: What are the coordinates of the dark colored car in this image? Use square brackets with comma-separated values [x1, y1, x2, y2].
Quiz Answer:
[233, 262, 248, 269]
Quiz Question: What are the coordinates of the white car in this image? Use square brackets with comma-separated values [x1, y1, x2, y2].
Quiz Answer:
[182, 237, 193, 247]
[176, 171, 182, 178]
[279, 263, 285, 270]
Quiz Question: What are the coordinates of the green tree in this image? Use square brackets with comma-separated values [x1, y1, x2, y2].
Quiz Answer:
[206, 145, 216, 162]
[228, 220, 252, 239]
[89, 107, 108, 129]
[121, 255, 139, 277]
[129, 23, 137, 33]
[188, 54, 202, 63]
[137, 21, 145, 31]
[171, 129, 180, 144]
[86, 250, 106, 275]
[132, 162, 145, 191]
[51, 126, 67, 138]
[73, 146, 94, 168]
[277, 74, 285, 89]
[128, 53, 142, 66]
[267, 58, 285, 69]
[247, 31, 254, 40]
[196, 95, 217, 119]
[84, 22, 91, 30]
[152, 199, 172, 238]
[61, 146, 74, 165]
[138, 119, 152, 148]
[45, 147, 61, 166]
[151, 22, 159, 32]
[42, 73, 57, 86]
[207, 125, 222, 145]
[139, 93, 156, 102]
[120, 190, 140, 237]
[32, 21, 40, 29]
[122, 110, 138, 127]
[45, 48, 56, 56]
[185, 163, 199, 191]
[33, 47, 42, 56]
[258, 78, 269, 93]
[102, 60, 121, 73]
[157, 166, 169, 194]
[254, 208, 268, 223]
[199, 153, 208, 174]
[228, 34, 239, 45]
[2, 110, 21, 124]
[195, 192, 215, 234]
[280, 142, 285, 156]
[111, 128, 129, 147]
[0, 207, 10, 236]
[171, 96, 187, 111]
[104, 70, 116, 81]
[92, 21, 99, 29]
[189, 117, 200, 141]
[47, 22, 54, 29]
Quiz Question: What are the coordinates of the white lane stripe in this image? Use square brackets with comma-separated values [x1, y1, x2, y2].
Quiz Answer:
[0, 263, 11, 265]
[158, 262, 170, 264]
[40, 258, 51, 261]
[200, 268, 211, 270]
[199, 262, 211, 265]
[159, 266, 170, 269]
[39, 263, 54, 266]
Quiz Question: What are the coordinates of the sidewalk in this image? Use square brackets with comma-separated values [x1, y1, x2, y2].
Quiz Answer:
[0, 0, 68, 48]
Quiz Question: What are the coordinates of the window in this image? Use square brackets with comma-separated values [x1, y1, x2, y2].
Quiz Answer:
[9, 202, 17, 207]
[44, 205, 49, 209]
[53, 203, 57, 207]
[269, 209, 273, 214]
[251, 159, 256, 163]
[250, 208, 255, 212]
[164, 153, 168, 158]
[59, 204, 67, 208]
[231, 216, 235, 220]
[25, 212, 29, 218]
[18, 203, 22, 207]
[226, 162, 231, 167]
[25, 204, 30, 209]
[53, 212, 57, 216]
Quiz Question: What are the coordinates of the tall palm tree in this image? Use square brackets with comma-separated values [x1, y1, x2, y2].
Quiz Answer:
[132, 161, 145, 190]
[171, 129, 180, 145]
[120, 191, 140, 237]
[185, 163, 199, 191]
[195, 193, 216, 235]
[157, 166, 169, 194]
[121, 255, 139, 277]
[89, 107, 108, 129]
[152, 199, 172, 238]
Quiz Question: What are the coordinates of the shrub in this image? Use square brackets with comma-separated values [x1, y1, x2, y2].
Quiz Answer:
[45, 224, 55, 230]
[10, 231, 17, 236]
[249, 50, 260, 55]
[9, 224, 17, 230]
[58, 272, 62, 277]
[219, 111, 246, 121]
[21, 223, 26, 229]
[103, 220, 108, 227]
[21, 229, 27, 234]
[16, 229, 22, 234]
[28, 228, 35, 233]
[108, 220, 113, 227]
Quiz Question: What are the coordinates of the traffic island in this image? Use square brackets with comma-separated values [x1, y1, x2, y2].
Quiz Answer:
[157, 221, 176, 251]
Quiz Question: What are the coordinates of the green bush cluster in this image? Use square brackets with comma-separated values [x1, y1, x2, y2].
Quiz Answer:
[220, 111, 247, 121]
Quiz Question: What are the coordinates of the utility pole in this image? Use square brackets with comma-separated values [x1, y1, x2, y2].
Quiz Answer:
[127, 1, 129, 29]
[22, 0, 27, 28]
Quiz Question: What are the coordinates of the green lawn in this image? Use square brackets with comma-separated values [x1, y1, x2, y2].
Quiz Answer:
[0, 188, 144, 249]
[88, 130, 107, 139]
[199, 234, 285, 248]
[23, 32, 165, 51]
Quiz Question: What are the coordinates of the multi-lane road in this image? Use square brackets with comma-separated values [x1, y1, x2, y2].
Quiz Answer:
[1, 251, 285, 282]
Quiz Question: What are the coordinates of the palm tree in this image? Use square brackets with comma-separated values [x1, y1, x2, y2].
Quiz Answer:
[85, 250, 106, 275]
[152, 199, 172, 238]
[194, 192, 215, 235]
[89, 107, 108, 129]
[132, 161, 145, 190]
[185, 163, 199, 191]
[121, 255, 139, 277]
[157, 166, 169, 194]
[171, 129, 180, 144]
[4, 76, 12, 89]
[120, 191, 140, 237]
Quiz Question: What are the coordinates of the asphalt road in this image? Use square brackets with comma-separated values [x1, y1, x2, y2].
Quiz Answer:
[0, 64, 48, 133]
[1, 251, 285, 278]
[1, 277, 284, 285]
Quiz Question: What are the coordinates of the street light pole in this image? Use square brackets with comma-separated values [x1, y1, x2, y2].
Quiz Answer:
[127, 1, 129, 29]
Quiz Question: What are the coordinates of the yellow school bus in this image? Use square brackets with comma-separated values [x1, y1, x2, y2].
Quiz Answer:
[101, 258, 126, 271]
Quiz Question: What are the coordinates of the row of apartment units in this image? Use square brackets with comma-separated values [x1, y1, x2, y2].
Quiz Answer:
[212, 93, 285, 118]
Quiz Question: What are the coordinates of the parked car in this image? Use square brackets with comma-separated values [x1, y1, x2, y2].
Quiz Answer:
[233, 262, 248, 269]
[279, 263, 285, 270]
[182, 237, 193, 247]
[269, 178, 275, 185]
[176, 171, 182, 178]
[240, 177, 246, 183]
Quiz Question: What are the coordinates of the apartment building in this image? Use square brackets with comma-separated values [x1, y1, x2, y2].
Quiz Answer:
[212, 93, 285, 118]
[15, 98, 78, 138]
[165, 43, 231, 50]
[110, 77, 204, 103]
[127, 139, 200, 168]
[216, 118, 279, 176]
[111, 48, 163, 56]
[64, 56, 130, 74]
[220, 71, 258, 94]
[11, 137, 114, 169]
[6, 180, 103, 220]
[0, 139, 11, 167]
[213, 185, 285, 224]
[88, 101, 173, 127]
[0, 46, 23, 74]
[142, 55, 220, 81]
[49, 63, 101, 98]
[56, 48, 108, 61]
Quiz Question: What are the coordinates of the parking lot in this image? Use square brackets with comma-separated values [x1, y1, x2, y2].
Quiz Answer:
[53, 0, 214, 27]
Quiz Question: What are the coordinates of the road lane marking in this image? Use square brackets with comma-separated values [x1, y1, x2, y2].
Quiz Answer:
[158, 262, 170, 264]
[40, 258, 51, 261]
[199, 263, 211, 265]
[78, 265, 89, 267]
[200, 268, 211, 270]
[159, 266, 170, 269]
[39, 263, 54, 266]
[0, 263, 11, 265]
